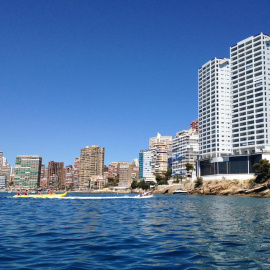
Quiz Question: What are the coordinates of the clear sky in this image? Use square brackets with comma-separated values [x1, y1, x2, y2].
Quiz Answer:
[1, 0, 270, 167]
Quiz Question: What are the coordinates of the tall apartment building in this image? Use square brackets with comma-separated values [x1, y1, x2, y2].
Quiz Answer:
[231, 33, 270, 155]
[117, 162, 132, 187]
[198, 57, 232, 160]
[198, 33, 270, 179]
[73, 157, 80, 188]
[139, 150, 155, 182]
[172, 128, 199, 179]
[14, 156, 42, 189]
[48, 161, 64, 188]
[149, 133, 173, 156]
[149, 133, 173, 175]
[79, 145, 105, 189]
[0, 152, 10, 182]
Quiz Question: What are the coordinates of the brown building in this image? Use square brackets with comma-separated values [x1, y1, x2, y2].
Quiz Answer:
[74, 157, 80, 188]
[79, 145, 105, 189]
[48, 161, 64, 188]
[108, 162, 119, 179]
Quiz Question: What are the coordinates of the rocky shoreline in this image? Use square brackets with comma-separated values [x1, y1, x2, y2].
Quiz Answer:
[152, 179, 270, 197]
[189, 179, 270, 197]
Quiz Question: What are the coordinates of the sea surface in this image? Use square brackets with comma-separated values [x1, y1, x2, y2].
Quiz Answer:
[0, 192, 270, 269]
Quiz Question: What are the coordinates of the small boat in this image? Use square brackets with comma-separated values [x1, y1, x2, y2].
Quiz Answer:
[173, 189, 187, 194]
[13, 192, 67, 198]
[142, 191, 152, 196]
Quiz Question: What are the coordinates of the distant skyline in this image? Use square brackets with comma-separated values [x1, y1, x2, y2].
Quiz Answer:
[1, 0, 270, 166]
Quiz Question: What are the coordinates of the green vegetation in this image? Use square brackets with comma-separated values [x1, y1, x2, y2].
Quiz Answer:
[173, 175, 183, 184]
[194, 177, 203, 188]
[155, 174, 167, 185]
[131, 180, 150, 190]
[105, 177, 119, 187]
[185, 163, 194, 177]
[248, 179, 256, 189]
[165, 168, 172, 181]
[155, 169, 172, 185]
[253, 159, 270, 184]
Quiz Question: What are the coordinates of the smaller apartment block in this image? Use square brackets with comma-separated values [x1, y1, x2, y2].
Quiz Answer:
[172, 128, 198, 179]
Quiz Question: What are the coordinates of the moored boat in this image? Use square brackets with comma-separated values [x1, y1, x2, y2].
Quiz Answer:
[173, 189, 187, 194]
[13, 192, 67, 198]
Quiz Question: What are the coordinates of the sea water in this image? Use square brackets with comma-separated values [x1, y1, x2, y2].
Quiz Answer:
[0, 192, 270, 269]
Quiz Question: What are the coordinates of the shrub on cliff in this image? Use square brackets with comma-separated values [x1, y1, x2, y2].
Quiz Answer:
[253, 159, 270, 184]
[194, 177, 203, 188]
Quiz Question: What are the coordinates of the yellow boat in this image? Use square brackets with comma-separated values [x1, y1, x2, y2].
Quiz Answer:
[13, 192, 67, 198]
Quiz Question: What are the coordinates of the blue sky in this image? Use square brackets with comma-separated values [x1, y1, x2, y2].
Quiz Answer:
[1, 0, 270, 167]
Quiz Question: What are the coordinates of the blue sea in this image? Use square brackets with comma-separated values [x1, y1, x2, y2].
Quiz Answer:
[0, 192, 270, 269]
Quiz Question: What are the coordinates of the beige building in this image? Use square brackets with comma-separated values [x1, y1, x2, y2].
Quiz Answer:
[79, 145, 105, 189]
[149, 133, 173, 175]
[117, 162, 132, 187]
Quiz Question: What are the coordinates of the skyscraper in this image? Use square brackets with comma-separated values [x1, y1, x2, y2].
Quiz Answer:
[79, 145, 105, 189]
[14, 156, 42, 189]
[198, 57, 232, 160]
[230, 33, 270, 155]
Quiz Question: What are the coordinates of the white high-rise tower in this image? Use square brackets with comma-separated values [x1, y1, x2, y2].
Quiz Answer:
[230, 33, 270, 155]
[198, 58, 232, 160]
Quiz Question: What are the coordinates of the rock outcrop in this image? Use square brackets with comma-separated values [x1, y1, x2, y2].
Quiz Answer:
[189, 179, 270, 197]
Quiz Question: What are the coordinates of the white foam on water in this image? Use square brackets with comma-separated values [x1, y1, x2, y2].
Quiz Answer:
[58, 195, 154, 200]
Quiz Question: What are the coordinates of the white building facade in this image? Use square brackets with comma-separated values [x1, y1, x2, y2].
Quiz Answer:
[172, 129, 199, 180]
[198, 57, 232, 160]
[231, 33, 270, 155]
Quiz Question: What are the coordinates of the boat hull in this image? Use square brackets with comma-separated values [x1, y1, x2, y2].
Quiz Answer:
[13, 192, 67, 198]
